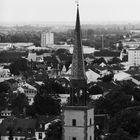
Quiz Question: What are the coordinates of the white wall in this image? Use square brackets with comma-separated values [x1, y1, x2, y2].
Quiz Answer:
[63, 107, 94, 140]
[35, 132, 46, 140]
[87, 108, 94, 140]
[128, 49, 140, 66]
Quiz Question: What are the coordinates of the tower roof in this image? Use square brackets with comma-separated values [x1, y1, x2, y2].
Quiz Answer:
[71, 5, 86, 81]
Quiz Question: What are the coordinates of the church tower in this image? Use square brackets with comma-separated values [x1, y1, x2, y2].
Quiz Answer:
[63, 3, 94, 140]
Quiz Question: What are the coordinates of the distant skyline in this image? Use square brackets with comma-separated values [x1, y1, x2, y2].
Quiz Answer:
[1, 0, 140, 25]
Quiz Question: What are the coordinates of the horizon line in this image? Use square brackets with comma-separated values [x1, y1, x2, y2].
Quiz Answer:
[1, 20, 140, 26]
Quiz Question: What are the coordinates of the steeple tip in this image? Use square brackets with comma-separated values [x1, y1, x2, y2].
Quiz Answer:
[75, 0, 79, 8]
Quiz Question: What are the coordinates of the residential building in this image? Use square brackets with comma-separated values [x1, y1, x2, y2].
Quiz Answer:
[13, 43, 34, 51]
[128, 47, 140, 66]
[27, 51, 44, 62]
[17, 83, 37, 105]
[122, 40, 140, 48]
[35, 116, 60, 140]
[0, 117, 36, 140]
[0, 43, 13, 51]
[0, 116, 60, 140]
[41, 31, 54, 48]
[1, 109, 12, 118]
[0, 67, 11, 78]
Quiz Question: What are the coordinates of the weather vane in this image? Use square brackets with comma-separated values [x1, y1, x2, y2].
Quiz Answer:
[75, 0, 79, 7]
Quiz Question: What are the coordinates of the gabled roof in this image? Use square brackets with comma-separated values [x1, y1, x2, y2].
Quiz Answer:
[87, 64, 107, 73]
[22, 83, 37, 91]
[86, 69, 100, 83]
[132, 76, 140, 81]
[114, 71, 131, 81]
[36, 115, 60, 131]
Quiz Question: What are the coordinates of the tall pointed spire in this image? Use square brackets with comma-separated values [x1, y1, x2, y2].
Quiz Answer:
[70, 3, 87, 106]
[71, 3, 86, 80]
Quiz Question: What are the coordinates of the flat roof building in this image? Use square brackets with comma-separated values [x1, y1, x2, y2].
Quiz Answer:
[41, 31, 54, 48]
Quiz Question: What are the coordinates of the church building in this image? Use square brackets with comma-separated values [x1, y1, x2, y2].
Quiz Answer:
[62, 3, 94, 140]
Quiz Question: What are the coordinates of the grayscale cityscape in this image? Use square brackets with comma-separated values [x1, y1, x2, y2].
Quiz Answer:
[1, 0, 140, 140]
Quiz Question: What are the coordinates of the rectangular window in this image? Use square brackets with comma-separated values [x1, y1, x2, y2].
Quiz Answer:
[90, 118, 92, 125]
[72, 119, 76, 126]
[90, 136, 92, 140]
[72, 137, 76, 140]
[39, 133, 42, 139]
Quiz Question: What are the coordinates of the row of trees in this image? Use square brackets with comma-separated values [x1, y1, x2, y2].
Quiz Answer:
[0, 32, 40, 46]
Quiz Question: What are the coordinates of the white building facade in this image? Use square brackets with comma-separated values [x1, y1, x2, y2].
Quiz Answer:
[63, 106, 94, 140]
[41, 31, 54, 48]
[17, 83, 37, 105]
[128, 47, 140, 66]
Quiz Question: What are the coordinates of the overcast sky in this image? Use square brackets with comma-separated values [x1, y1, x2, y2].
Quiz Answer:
[1, 0, 140, 24]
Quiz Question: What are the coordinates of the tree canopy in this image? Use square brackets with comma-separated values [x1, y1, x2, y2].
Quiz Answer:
[9, 58, 30, 75]
[95, 89, 132, 117]
[33, 93, 61, 116]
[44, 120, 62, 140]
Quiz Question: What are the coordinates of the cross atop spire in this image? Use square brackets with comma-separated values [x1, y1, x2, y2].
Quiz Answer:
[75, 0, 79, 7]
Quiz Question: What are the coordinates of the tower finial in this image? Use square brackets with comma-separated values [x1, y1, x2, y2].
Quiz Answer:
[75, 0, 79, 7]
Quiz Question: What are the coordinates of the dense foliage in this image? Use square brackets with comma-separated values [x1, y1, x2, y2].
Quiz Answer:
[44, 120, 62, 140]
